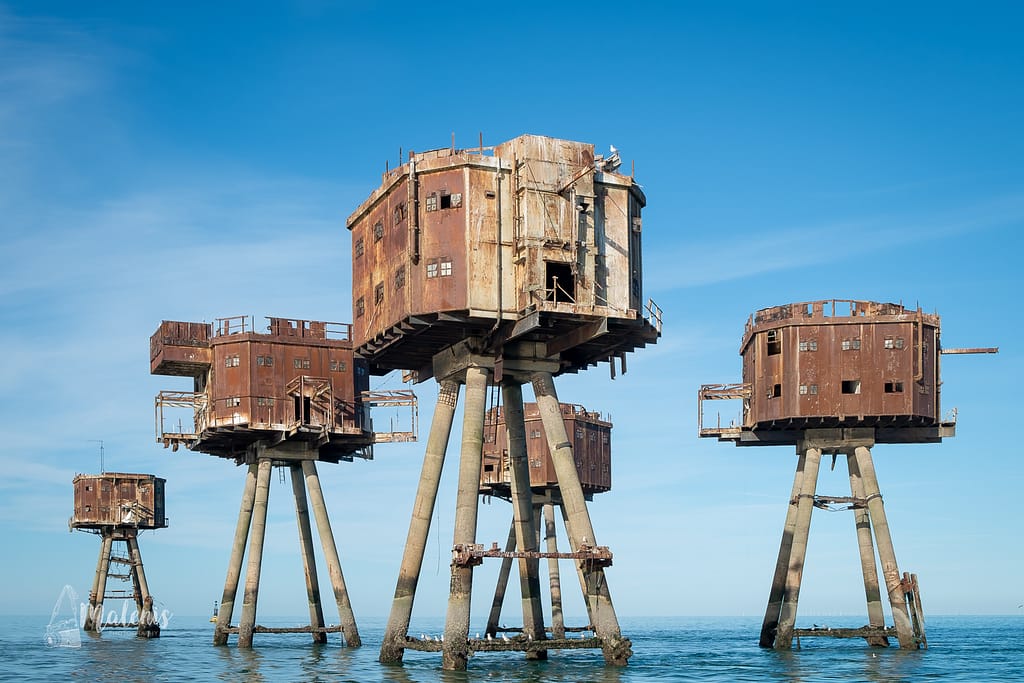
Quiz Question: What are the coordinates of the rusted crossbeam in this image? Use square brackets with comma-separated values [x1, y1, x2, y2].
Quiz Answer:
[452, 542, 612, 568]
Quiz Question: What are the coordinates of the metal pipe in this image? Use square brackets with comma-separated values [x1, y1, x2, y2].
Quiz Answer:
[503, 383, 546, 656]
[215, 462, 258, 645]
[442, 366, 490, 671]
[380, 379, 460, 664]
[854, 445, 916, 648]
[237, 458, 272, 648]
[303, 459, 361, 647]
[532, 372, 629, 665]
[774, 446, 822, 650]
[291, 464, 327, 644]
[847, 453, 888, 646]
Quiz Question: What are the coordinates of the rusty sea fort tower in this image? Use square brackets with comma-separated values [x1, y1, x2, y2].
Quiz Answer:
[347, 134, 661, 670]
[699, 299, 995, 649]
[71, 472, 166, 638]
[150, 316, 415, 647]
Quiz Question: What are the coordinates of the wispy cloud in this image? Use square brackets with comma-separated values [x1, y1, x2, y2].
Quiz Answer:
[646, 194, 1024, 292]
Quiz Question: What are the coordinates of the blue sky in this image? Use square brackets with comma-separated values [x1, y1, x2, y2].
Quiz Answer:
[1, 1, 1021, 626]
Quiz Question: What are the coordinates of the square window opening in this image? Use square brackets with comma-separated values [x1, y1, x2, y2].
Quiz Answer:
[842, 380, 861, 394]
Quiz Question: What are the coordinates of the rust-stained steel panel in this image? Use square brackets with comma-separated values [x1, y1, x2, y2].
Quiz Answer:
[150, 315, 379, 462]
[71, 473, 166, 530]
[699, 299, 957, 446]
[480, 402, 612, 498]
[346, 135, 660, 377]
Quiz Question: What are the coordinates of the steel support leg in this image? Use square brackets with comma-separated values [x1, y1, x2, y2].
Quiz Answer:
[543, 501, 565, 640]
[854, 445, 916, 648]
[303, 459, 361, 647]
[380, 379, 461, 664]
[503, 383, 547, 658]
[485, 520, 516, 638]
[532, 372, 630, 666]
[775, 446, 822, 650]
[291, 464, 327, 644]
[760, 451, 808, 647]
[237, 458, 272, 648]
[848, 453, 888, 646]
[127, 535, 159, 637]
[215, 462, 258, 645]
[442, 366, 490, 671]
[85, 534, 113, 632]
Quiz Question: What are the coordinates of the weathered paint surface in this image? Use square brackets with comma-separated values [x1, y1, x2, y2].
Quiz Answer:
[347, 135, 658, 376]
[699, 299, 952, 445]
[150, 315, 377, 462]
[71, 472, 166, 530]
[480, 403, 612, 496]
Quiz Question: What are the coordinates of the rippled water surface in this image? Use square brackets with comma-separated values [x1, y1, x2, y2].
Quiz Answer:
[3, 615, 1021, 682]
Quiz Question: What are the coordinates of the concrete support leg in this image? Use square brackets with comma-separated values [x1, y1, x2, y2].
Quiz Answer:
[303, 459, 361, 647]
[237, 458, 272, 648]
[847, 453, 888, 646]
[127, 535, 159, 637]
[85, 534, 113, 632]
[291, 464, 327, 644]
[760, 451, 808, 647]
[503, 383, 547, 658]
[485, 520, 517, 638]
[215, 462, 258, 645]
[442, 366, 490, 671]
[543, 501, 565, 640]
[774, 446, 822, 650]
[532, 372, 630, 666]
[380, 379, 461, 664]
[854, 445, 916, 648]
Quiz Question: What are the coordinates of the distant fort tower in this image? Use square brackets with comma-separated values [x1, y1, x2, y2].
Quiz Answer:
[479, 402, 613, 642]
[699, 299, 996, 650]
[150, 315, 415, 648]
[349, 134, 661, 670]
[71, 472, 166, 638]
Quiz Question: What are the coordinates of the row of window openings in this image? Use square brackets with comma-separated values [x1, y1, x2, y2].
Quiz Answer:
[767, 331, 907, 355]
[353, 194, 461, 258]
[769, 380, 906, 397]
[355, 258, 453, 318]
[227, 356, 347, 372]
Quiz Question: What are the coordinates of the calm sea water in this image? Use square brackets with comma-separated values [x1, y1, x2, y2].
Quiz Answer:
[2, 615, 1021, 682]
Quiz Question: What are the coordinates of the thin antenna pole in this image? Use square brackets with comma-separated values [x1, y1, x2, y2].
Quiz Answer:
[89, 440, 105, 473]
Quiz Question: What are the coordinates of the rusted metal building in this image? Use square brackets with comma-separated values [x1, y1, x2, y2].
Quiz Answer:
[477, 402, 613, 643]
[699, 299, 996, 652]
[71, 472, 165, 638]
[150, 314, 416, 648]
[353, 135, 662, 671]
[481, 402, 611, 497]
[348, 134, 659, 379]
